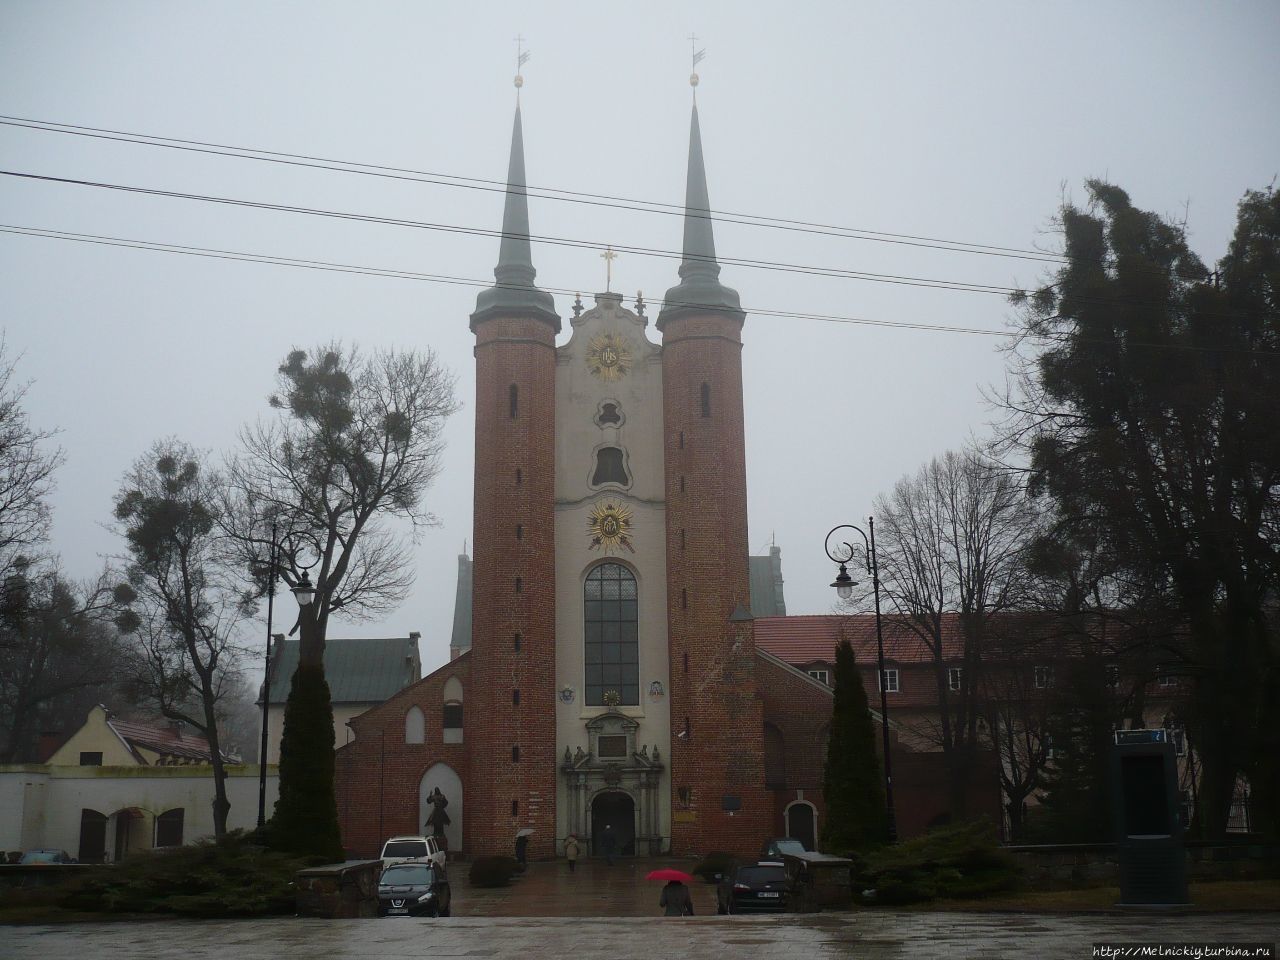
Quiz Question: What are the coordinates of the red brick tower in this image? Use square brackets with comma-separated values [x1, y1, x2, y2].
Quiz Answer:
[659, 102, 770, 854]
[468, 103, 560, 859]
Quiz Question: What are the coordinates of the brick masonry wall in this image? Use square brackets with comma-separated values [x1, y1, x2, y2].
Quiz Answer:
[469, 315, 559, 859]
[661, 311, 769, 855]
[755, 653, 833, 837]
[335, 654, 472, 858]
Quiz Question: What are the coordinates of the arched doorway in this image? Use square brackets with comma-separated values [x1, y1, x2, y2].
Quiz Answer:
[112, 807, 145, 860]
[786, 801, 816, 851]
[591, 790, 635, 857]
[419, 763, 462, 855]
[78, 809, 107, 863]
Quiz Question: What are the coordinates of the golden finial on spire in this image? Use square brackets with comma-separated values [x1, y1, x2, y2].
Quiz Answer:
[514, 34, 530, 95]
[689, 34, 705, 95]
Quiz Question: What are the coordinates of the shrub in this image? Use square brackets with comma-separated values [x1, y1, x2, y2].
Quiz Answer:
[58, 831, 317, 918]
[859, 820, 1021, 905]
[468, 856, 521, 888]
[692, 851, 737, 883]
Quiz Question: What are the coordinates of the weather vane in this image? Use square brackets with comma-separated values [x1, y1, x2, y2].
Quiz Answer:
[600, 246, 618, 292]
[514, 34, 531, 97]
[689, 33, 705, 96]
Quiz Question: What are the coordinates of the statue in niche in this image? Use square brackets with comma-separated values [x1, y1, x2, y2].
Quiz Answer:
[424, 787, 451, 846]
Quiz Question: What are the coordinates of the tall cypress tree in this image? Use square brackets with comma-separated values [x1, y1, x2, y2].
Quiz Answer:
[821, 639, 889, 853]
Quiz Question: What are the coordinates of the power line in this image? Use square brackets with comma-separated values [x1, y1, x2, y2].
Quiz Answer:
[5, 168, 1266, 324]
[0, 224, 1020, 338]
[0, 113, 1069, 265]
[5, 223, 1274, 358]
[0, 169, 1035, 299]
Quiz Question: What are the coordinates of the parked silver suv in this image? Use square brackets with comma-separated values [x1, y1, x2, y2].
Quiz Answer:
[380, 835, 446, 870]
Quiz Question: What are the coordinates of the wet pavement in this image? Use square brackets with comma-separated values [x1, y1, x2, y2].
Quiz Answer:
[4, 858, 1277, 959]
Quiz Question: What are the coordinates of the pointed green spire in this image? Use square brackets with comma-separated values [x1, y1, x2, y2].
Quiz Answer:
[471, 105, 559, 331]
[657, 103, 743, 330]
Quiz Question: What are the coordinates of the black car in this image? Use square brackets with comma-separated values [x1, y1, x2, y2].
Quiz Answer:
[377, 862, 452, 917]
[718, 861, 791, 914]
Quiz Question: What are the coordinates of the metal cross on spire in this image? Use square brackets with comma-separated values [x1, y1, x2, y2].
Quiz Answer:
[689, 33, 705, 97]
[514, 34, 531, 97]
[600, 246, 618, 292]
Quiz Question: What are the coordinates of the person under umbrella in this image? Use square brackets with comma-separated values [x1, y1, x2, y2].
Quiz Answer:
[659, 879, 694, 916]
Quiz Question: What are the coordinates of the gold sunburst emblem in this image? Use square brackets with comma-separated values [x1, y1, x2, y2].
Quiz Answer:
[587, 500, 635, 553]
[586, 333, 633, 382]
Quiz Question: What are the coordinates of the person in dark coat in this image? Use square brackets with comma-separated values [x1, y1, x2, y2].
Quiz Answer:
[599, 824, 617, 865]
[514, 833, 529, 866]
[660, 880, 694, 916]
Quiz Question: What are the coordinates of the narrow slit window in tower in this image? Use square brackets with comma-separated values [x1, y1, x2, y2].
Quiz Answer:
[515, 468, 522, 485]
[512, 688, 520, 705]
[700, 382, 711, 418]
[681, 588, 687, 609]
[509, 383, 518, 419]
[515, 577, 522, 594]
[511, 799, 518, 816]
[513, 632, 522, 651]
[512, 746, 520, 762]
[679, 475, 685, 493]
[516, 524, 523, 540]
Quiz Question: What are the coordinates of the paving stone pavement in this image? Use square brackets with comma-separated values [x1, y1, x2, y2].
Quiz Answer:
[4, 859, 1276, 959]
[6, 913, 1278, 960]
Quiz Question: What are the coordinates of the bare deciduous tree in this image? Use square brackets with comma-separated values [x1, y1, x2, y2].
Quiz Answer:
[0, 563, 126, 762]
[223, 344, 459, 856]
[0, 341, 62, 573]
[115, 440, 250, 837]
[872, 445, 1039, 815]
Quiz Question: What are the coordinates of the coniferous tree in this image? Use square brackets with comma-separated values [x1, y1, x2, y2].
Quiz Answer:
[1030, 657, 1118, 842]
[1006, 183, 1280, 839]
[821, 639, 889, 853]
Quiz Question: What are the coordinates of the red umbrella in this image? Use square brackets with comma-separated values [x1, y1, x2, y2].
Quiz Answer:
[646, 868, 694, 883]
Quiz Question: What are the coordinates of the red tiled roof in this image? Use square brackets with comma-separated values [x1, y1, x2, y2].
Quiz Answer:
[107, 718, 226, 763]
[754, 614, 968, 665]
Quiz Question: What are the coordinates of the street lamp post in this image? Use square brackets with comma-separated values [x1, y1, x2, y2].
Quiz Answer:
[825, 518, 898, 843]
[257, 525, 278, 830]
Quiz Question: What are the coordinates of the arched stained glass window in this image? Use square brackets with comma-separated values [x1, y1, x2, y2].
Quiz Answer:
[584, 563, 639, 706]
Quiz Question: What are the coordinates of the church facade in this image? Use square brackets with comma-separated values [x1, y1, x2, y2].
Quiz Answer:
[334, 95, 834, 860]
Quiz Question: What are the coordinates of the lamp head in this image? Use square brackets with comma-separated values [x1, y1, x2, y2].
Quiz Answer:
[291, 570, 315, 607]
[830, 562, 856, 601]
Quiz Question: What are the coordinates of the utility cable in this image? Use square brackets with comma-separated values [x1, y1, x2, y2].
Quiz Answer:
[5, 223, 1274, 358]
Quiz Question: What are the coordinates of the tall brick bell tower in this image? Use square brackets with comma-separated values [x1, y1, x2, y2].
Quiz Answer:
[659, 101, 770, 854]
[468, 101, 560, 859]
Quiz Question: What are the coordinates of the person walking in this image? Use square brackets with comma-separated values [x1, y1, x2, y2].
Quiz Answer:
[659, 879, 694, 916]
[600, 824, 617, 866]
[564, 834, 580, 873]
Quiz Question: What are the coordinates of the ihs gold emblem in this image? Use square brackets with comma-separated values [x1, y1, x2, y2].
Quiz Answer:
[587, 500, 635, 553]
[586, 333, 632, 382]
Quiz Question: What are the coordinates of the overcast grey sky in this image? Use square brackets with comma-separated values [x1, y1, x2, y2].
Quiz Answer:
[2, 1, 1278, 672]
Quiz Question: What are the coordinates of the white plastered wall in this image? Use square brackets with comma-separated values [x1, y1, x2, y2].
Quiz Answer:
[553, 294, 672, 850]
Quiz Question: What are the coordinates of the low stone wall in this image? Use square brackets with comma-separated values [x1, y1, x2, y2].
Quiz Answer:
[295, 860, 382, 918]
[1007, 840, 1278, 886]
